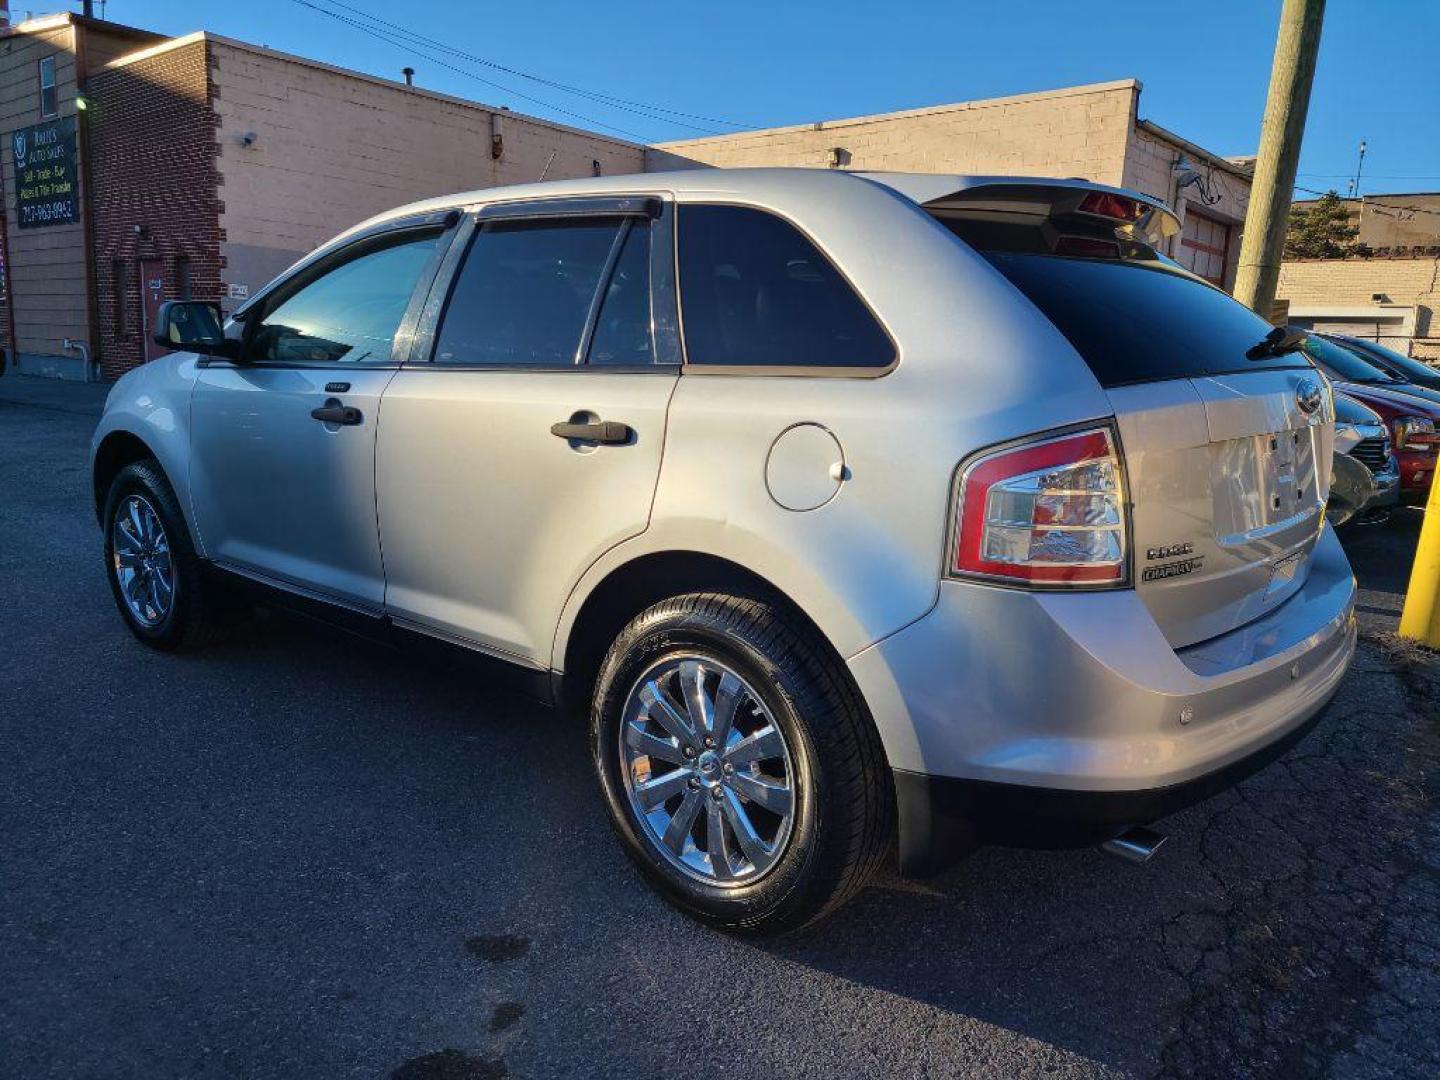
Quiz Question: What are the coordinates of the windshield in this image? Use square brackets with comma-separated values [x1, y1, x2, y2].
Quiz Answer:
[1337, 336, 1440, 384]
[1299, 333, 1404, 384]
[979, 252, 1313, 387]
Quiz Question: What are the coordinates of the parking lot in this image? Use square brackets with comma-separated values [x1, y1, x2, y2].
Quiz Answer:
[2, 381, 1437, 1080]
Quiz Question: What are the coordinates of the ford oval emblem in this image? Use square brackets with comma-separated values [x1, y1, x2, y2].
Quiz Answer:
[1296, 377, 1323, 415]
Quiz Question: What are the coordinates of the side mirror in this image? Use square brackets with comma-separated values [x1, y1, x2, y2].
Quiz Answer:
[154, 300, 234, 357]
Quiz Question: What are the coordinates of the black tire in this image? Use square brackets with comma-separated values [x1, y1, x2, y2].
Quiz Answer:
[102, 459, 230, 651]
[591, 592, 893, 935]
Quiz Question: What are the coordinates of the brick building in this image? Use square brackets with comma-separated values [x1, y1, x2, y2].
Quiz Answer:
[0, 10, 643, 379]
[648, 80, 1255, 291]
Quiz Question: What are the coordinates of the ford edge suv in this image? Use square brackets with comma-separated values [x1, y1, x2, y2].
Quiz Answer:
[91, 169, 1357, 933]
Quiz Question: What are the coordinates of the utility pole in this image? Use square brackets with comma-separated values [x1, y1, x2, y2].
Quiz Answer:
[1232, 0, 1327, 317]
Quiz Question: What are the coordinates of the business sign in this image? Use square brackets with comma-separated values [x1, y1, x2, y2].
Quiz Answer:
[12, 116, 79, 228]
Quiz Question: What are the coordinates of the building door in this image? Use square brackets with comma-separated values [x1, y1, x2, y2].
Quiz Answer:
[138, 259, 166, 362]
[1177, 210, 1231, 287]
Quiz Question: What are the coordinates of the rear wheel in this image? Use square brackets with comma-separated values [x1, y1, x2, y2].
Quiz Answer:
[103, 460, 230, 651]
[592, 592, 892, 934]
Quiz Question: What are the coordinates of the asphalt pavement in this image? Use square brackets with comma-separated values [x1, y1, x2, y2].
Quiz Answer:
[2, 378, 1437, 1079]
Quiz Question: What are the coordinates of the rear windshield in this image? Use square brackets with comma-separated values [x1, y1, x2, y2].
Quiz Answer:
[981, 253, 1313, 388]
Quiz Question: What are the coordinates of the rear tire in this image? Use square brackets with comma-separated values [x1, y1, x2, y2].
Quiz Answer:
[592, 592, 892, 935]
[103, 459, 230, 651]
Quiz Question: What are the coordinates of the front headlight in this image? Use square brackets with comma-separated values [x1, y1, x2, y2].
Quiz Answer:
[1394, 416, 1437, 450]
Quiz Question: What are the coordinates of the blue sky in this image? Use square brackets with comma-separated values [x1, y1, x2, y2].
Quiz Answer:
[103, 0, 1439, 197]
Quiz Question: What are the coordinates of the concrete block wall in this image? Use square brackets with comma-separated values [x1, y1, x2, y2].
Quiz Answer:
[1277, 257, 1440, 361]
[210, 37, 645, 299]
[647, 80, 1141, 188]
[88, 37, 223, 378]
[1122, 123, 1251, 286]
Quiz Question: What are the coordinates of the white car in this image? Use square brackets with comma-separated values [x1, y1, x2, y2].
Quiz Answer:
[92, 169, 1356, 933]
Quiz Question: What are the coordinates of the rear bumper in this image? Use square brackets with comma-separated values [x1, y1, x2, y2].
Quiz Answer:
[849, 524, 1356, 874]
[893, 699, 1332, 873]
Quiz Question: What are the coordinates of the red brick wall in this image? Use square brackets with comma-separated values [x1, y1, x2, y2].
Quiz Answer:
[89, 39, 221, 378]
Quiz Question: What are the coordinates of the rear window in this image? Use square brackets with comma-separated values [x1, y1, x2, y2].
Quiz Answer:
[981, 253, 1312, 388]
[677, 205, 894, 369]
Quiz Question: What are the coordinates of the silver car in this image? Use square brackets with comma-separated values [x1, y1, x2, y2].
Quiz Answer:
[91, 169, 1357, 933]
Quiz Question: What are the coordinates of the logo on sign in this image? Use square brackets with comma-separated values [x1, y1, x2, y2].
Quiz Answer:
[12, 131, 26, 170]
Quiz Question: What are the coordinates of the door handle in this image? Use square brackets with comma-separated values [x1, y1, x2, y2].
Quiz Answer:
[311, 403, 363, 426]
[550, 419, 632, 445]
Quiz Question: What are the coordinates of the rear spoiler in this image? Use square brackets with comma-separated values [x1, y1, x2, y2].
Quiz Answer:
[858, 173, 1181, 251]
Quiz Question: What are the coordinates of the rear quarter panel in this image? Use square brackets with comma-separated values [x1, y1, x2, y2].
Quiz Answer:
[553, 175, 1115, 668]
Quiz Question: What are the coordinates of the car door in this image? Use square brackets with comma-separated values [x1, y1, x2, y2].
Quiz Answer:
[189, 215, 455, 608]
[377, 196, 680, 666]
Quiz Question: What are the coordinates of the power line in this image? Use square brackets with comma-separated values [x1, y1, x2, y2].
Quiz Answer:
[291, 0, 744, 138]
[290, 0, 654, 139]
[1298, 173, 1440, 181]
[1293, 183, 1440, 219]
[319, 0, 749, 130]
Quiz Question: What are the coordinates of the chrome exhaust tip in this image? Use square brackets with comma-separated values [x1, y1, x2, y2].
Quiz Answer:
[1100, 826, 1167, 865]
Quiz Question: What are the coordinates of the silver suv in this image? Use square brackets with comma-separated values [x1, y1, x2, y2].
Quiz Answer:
[91, 169, 1357, 933]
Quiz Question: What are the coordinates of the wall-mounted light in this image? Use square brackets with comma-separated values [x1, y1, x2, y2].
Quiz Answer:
[1372, 292, 1391, 303]
[490, 113, 504, 160]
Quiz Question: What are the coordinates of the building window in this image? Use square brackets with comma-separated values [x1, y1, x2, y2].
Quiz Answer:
[38, 56, 57, 118]
[1177, 210, 1231, 287]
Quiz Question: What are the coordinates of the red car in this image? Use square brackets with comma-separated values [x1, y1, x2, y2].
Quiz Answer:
[1301, 334, 1440, 504]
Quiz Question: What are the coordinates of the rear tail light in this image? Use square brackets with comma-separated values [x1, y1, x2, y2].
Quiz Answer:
[951, 426, 1128, 586]
[1076, 191, 1148, 222]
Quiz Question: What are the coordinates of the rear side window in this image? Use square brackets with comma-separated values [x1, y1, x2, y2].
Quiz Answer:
[677, 205, 893, 369]
[982, 253, 1312, 388]
[434, 218, 623, 366]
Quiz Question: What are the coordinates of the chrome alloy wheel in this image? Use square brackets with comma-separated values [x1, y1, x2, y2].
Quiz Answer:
[111, 494, 174, 627]
[620, 656, 797, 886]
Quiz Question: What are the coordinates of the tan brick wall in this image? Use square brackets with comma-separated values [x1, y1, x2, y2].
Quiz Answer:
[210, 37, 645, 298]
[647, 80, 1140, 187]
[1277, 257, 1440, 361]
[0, 21, 90, 369]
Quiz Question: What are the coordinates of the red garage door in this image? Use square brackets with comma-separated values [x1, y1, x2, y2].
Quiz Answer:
[1178, 210, 1231, 286]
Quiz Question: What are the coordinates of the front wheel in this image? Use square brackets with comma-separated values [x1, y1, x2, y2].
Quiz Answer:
[591, 592, 893, 935]
[103, 459, 230, 651]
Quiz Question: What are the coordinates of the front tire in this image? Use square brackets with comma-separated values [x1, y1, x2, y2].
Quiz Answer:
[103, 459, 228, 651]
[592, 592, 892, 934]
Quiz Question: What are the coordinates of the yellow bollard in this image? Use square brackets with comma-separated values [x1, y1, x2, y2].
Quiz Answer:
[1399, 469, 1440, 646]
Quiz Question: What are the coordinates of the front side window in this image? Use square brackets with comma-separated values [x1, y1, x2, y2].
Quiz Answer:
[433, 217, 628, 366]
[246, 230, 441, 364]
[676, 205, 894, 368]
[38, 56, 57, 117]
